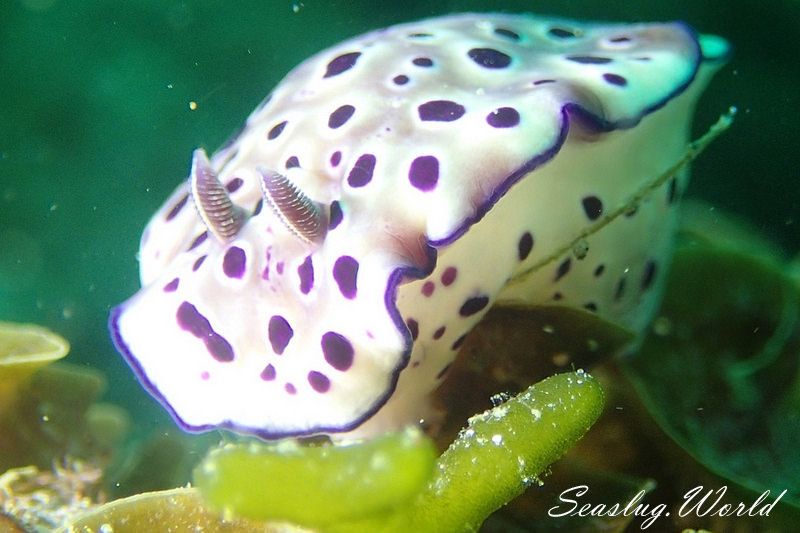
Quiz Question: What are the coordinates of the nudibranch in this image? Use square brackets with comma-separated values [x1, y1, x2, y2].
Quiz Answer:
[110, 13, 729, 439]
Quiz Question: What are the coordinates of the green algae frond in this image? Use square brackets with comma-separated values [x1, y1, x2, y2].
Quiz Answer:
[0, 322, 69, 414]
[193, 370, 604, 531]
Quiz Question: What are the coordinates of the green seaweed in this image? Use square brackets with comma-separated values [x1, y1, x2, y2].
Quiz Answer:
[194, 371, 604, 532]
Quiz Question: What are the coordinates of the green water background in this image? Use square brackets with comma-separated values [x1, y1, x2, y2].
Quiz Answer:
[1, 0, 798, 429]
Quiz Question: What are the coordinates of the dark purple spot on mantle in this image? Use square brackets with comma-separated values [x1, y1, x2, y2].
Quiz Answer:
[418, 100, 465, 122]
[582, 195, 604, 220]
[324, 52, 361, 78]
[321, 332, 354, 371]
[436, 363, 452, 380]
[433, 326, 446, 340]
[584, 302, 598, 312]
[609, 36, 631, 43]
[614, 277, 626, 301]
[285, 156, 300, 169]
[441, 266, 457, 286]
[328, 104, 356, 128]
[594, 264, 605, 277]
[298, 255, 314, 294]
[567, 55, 612, 64]
[285, 383, 297, 395]
[163, 278, 179, 292]
[518, 232, 534, 261]
[176, 301, 234, 362]
[409, 155, 439, 191]
[468, 48, 511, 68]
[533, 79, 556, 85]
[487, 107, 520, 128]
[603, 73, 627, 86]
[268, 315, 293, 355]
[166, 194, 188, 221]
[412, 57, 433, 67]
[460, 295, 489, 317]
[494, 27, 520, 40]
[253, 199, 264, 215]
[555, 258, 571, 281]
[192, 255, 206, 271]
[225, 177, 243, 193]
[268, 121, 287, 140]
[330, 150, 342, 167]
[407, 318, 419, 341]
[641, 260, 657, 290]
[308, 371, 330, 393]
[421, 281, 435, 297]
[223, 247, 246, 279]
[451, 334, 467, 351]
[329, 201, 343, 230]
[348, 153, 376, 188]
[333, 255, 359, 299]
[548, 27, 577, 39]
[393, 74, 409, 85]
[188, 232, 208, 251]
[260, 364, 276, 381]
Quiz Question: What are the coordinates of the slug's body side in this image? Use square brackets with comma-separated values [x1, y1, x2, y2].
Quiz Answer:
[110, 13, 729, 439]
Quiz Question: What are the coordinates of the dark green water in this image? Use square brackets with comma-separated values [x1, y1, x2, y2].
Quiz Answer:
[1, 0, 798, 431]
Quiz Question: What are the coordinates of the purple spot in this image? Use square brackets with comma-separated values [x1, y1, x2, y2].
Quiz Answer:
[324, 52, 361, 78]
[494, 27, 520, 40]
[567, 55, 612, 64]
[330, 151, 342, 167]
[418, 100, 465, 122]
[533, 79, 556, 85]
[451, 334, 467, 351]
[298, 255, 314, 294]
[555, 258, 571, 281]
[347, 153, 376, 187]
[333, 255, 359, 299]
[408, 155, 439, 191]
[614, 277, 626, 301]
[407, 318, 419, 341]
[276, 261, 285, 275]
[268, 121, 287, 140]
[393, 74, 409, 85]
[285, 156, 300, 169]
[459, 295, 489, 317]
[163, 278, 179, 292]
[329, 201, 343, 230]
[260, 364, 276, 381]
[176, 301, 234, 362]
[433, 326, 446, 340]
[188, 232, 208, 251]
[548, 27, 577, 38]
[223, 247, 246, 279]
[308, 371, 331, 393]
[436, 363, 452, 380]
[421, 281, 435, 297]
[253, 199, 263, 215]
[192, 255, 207, 271]
[641, 260, 657, 290]
[268, 315, 293, 355]
[518, 232, 534, 260]
[603, 73, 627, 86]
[201, 371, 210, 380]
[166, 194, 188, 221]
[582, 195, 603, 220]
[408, 32, 432, 39]
[412, 57, 433, 67]
[285, 383, 297, 395]
[328, 104, 356, 129]
[584, 302, 598, 312]
[486, 107, 520, 128]
[609, 36, 631, 43]
[321, 332, 354, 371]
[441, 266, 457, 286]
[225, 177, 243, 193]
[594, 264, 605, 277]
[553, 292, 563, 301]
[468, 48, 511, 68]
